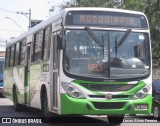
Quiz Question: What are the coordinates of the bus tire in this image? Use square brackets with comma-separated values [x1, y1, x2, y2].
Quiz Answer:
[153, 104, 160, 119]
[13, 86, 20, 112]
[107, 115, 124, 124]
[41, 89, 51, 118]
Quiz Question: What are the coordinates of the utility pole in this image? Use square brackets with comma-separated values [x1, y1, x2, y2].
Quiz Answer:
[17, 8, 31, 29]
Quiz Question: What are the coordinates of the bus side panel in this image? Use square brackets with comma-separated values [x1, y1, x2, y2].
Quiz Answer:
[3, 68, 13, 101]
[29, 63, 42, 109]
[12, 66, 25, 104]
[3, 66, 26, 104]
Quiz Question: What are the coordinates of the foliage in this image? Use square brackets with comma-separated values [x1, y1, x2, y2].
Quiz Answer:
[59, 0, 160, 65]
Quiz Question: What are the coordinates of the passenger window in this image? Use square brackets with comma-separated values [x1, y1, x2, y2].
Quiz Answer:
[42, 26, 51, 60]
[5, 48, 10, 68]
[10, 45, 15, 66]
[15, 42, 20, 66]
[20, 40, 26, 65]
[33, 30, 43, 61]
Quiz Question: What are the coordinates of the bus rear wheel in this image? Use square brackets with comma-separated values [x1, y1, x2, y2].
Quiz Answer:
[13, 87, 20, 112]
[107, 115, 124, 124]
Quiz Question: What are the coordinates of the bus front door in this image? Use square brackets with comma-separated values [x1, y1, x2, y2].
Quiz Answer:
[50, 33, 59, 111]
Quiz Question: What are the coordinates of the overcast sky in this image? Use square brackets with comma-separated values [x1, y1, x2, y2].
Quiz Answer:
[0, 0, 69, 50]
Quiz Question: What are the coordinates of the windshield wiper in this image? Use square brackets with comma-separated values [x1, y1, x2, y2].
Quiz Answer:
[116, 29, 132, 48]
[84, 26, 104, 47]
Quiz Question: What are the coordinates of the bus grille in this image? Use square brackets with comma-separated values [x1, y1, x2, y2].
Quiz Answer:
[88, 95, 130, 99]
[80, 83, 137, 92]
[92, 102, 125, 109]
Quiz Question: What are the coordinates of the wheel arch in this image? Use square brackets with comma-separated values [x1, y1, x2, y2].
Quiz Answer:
[40, 84, 47, 110]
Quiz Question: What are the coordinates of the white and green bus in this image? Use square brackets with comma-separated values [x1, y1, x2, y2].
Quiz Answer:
[3, 8, 152, 124]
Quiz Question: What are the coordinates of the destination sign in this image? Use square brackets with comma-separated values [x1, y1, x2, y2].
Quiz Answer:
[65, 11, 148, 28]
[74, 15, 141, 27]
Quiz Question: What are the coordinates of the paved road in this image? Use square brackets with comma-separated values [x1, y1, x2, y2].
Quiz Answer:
[0, 96, 160, 126]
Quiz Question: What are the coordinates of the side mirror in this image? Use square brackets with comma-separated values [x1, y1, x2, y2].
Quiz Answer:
[57, 35, 63, 49]
[57, 35, 66, 50]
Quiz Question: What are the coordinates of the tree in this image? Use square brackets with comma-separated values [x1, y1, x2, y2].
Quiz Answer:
[59, 0, 114, 9]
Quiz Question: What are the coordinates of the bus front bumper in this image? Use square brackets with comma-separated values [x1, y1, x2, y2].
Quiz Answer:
[60, 94, 152, 115]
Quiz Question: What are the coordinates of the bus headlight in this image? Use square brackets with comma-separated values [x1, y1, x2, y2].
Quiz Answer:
[132, 85, 150, 99]
[61, 82, 85, 99]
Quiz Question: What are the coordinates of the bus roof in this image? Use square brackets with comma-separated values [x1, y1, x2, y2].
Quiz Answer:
[64, 7, 145, 15]
[6, 7, 146, 47]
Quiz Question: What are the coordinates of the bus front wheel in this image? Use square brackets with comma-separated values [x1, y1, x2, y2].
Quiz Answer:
[153, 104, 160, 119]
[107, 115, 124, 124]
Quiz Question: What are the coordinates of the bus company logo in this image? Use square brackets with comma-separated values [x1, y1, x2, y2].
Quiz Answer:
[105, 93, 112, 100]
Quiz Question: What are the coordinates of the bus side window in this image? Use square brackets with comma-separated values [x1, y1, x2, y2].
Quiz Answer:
[42, 26, 51, 60]
[5, 48, 10, 68]
[10, 45, 15, 67]
[15, 42, 20, 66]
[33, 30, 43, 61]
[20, 40, 26, 65]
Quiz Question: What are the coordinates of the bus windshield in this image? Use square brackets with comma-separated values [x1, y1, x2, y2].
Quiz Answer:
[64, 29, 150, 79]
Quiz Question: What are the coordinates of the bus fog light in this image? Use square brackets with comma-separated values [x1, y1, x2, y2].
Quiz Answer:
[135, 104, 148, 110]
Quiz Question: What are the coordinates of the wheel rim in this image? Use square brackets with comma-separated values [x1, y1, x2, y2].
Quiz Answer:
[153, 106, 159, 118]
